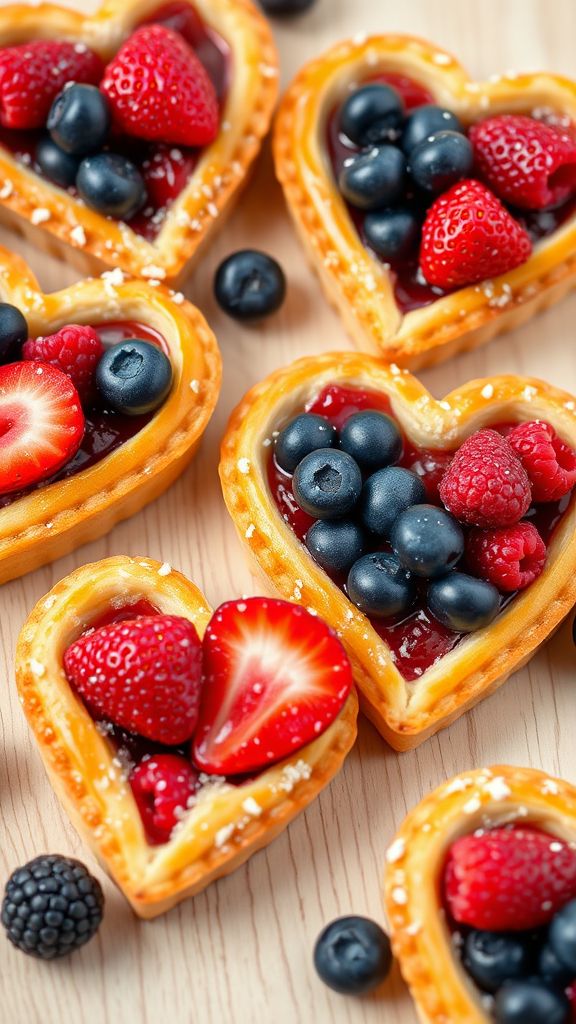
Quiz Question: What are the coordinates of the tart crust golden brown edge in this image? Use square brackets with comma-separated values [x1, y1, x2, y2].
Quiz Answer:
[0, 248, 222, 584]
[273, 34, 576, 370]
[15, 555, 359, 918]
[0, 0, 278, 283]
[219, 351, 576, 750]
[383, 765, 576, 1024]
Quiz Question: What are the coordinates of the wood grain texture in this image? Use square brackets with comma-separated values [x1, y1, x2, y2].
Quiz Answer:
[1, 1, 576, 1021]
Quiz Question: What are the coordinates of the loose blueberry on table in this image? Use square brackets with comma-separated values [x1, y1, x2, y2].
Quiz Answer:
[442, 824, 576, 1023]
[58, 596, 352, 847]
[0, 3, 229, 240]
[214, 250, 287, 322]
[313, 915, 392, 994]
[328, 77, 576, 311]
[0, 301, 173, 504]
[269, 384, 576, 680]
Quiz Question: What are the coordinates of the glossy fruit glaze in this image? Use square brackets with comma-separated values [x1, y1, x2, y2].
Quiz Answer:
[0, 2, 230, 241]
[267, 384, 570, 681]
[327, 74, 576, 313]
[0, 320, 167, 509]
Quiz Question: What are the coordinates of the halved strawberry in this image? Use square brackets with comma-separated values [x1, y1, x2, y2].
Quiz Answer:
[193, 597, 353, 776]
[0, 362, 85, 495]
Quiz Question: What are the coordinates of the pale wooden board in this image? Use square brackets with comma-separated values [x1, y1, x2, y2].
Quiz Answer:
[2, 1, 576, 1021]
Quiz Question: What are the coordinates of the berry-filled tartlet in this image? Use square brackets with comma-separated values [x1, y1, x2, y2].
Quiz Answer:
[220, 352, 576, 750]
[274, 35, 576, 368]
[0, 248, 220, 584]
[0, 0, 277, 281]
[15, 556, 358, 917]
[385, 766, 576, 1024]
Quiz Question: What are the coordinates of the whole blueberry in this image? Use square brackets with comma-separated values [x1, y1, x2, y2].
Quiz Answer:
[427, 572, 500, 632]
[408, 131, 473, 193]
[36, 136, 81, 189]
[259, 0, 315, 12]
[339, 410, 403, 472]
[464, 931, 533, 994]
[339, 146, 406, 211]
[0, 302, 28, 363]
[275, 413, 337, 473]
[314, 916, 392, 995]
[390, 504, 464, 578]
[48, 84, 111, 156]
[305, 519, 365, 576]
[538, 943, 574, 987]
[347, 551, 415, 618]
[293, 449, 362, 519]
[214, 250, 286, 322]
[549, 899, 576, 973]
[364, 207, 421, 262]
[494, 979, 570, 1024]
[360, 466, 426, 537]
[340, 84, 405, 147]
[401, 104, 463, 154]
[76, 153, 146, 220]
[95, 339, 172, 415]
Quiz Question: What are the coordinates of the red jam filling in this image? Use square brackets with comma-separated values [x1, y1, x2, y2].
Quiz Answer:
[268, 384, 570, 682]
[0, 320, 167, 509]
[0, 3, 230, 241]
[327, 74, 576, 313]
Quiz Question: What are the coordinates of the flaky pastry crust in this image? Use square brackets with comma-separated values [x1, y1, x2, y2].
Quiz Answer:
[274, 35, 576, 369]
[15, 555, 359, 918]
[0, 248, 221, 584]
[383, 765, 576, 1024]
[0, 0, 278, 283]
[219, 352, 576, 750]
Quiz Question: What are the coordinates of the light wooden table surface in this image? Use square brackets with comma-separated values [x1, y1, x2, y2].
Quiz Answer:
[2, 1, 576, 1021]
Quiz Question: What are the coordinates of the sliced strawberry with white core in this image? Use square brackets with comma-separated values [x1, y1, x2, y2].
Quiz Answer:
[193, 597, 353, 776]
[0, 362, 84, 495]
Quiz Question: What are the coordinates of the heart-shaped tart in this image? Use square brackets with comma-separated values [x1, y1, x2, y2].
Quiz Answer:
[219, 352, 576, 749]
[0, 0, 277, 282]
[384, 765, 576, 1023]
[274, 35, 576, 369]
[0, 248, 221, 584]
[15, 555, 358, 917]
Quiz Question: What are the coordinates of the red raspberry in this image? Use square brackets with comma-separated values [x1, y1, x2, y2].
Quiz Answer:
[444, 826, 576, 931]
[466, 521, 547, 592]
[439, 428, 531, 528]
[0, 40, 103, 130]
[64, 615, 203, 746]
[101, 25, 218, 147]
[420, 179, 532, 290]
[130, 754, 199, 845]
[507, 420, 576, 502]
[23, 324, 104, 401]
[470, 114, 576, 210]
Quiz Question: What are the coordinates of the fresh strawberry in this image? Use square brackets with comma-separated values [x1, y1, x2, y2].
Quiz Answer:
[444, 826, 576, 931]
[140, 144, 198, 209]
[0, 361, 84, 495]
[23, 324, 104, 401]
[0, 40, 103, 130]
[64, 615, 203, 745]
[193, 597, 353, 776]
[419, 179, 532, 289]
[100, 25, 218, 147]
[130, 754, 199, 845]
[470, 114, 576, 210]
[439, 428, 532, 528]
[508, 420, 576, 502]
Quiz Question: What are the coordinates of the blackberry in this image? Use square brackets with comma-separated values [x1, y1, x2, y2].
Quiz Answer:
[2, 854, 104, 959]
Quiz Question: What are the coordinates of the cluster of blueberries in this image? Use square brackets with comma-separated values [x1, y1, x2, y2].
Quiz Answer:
[337, 83, 473, 262]
[275, 408, 500, 632]
[37, 83, 146, 221]
[461, 901, 576, 1024]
